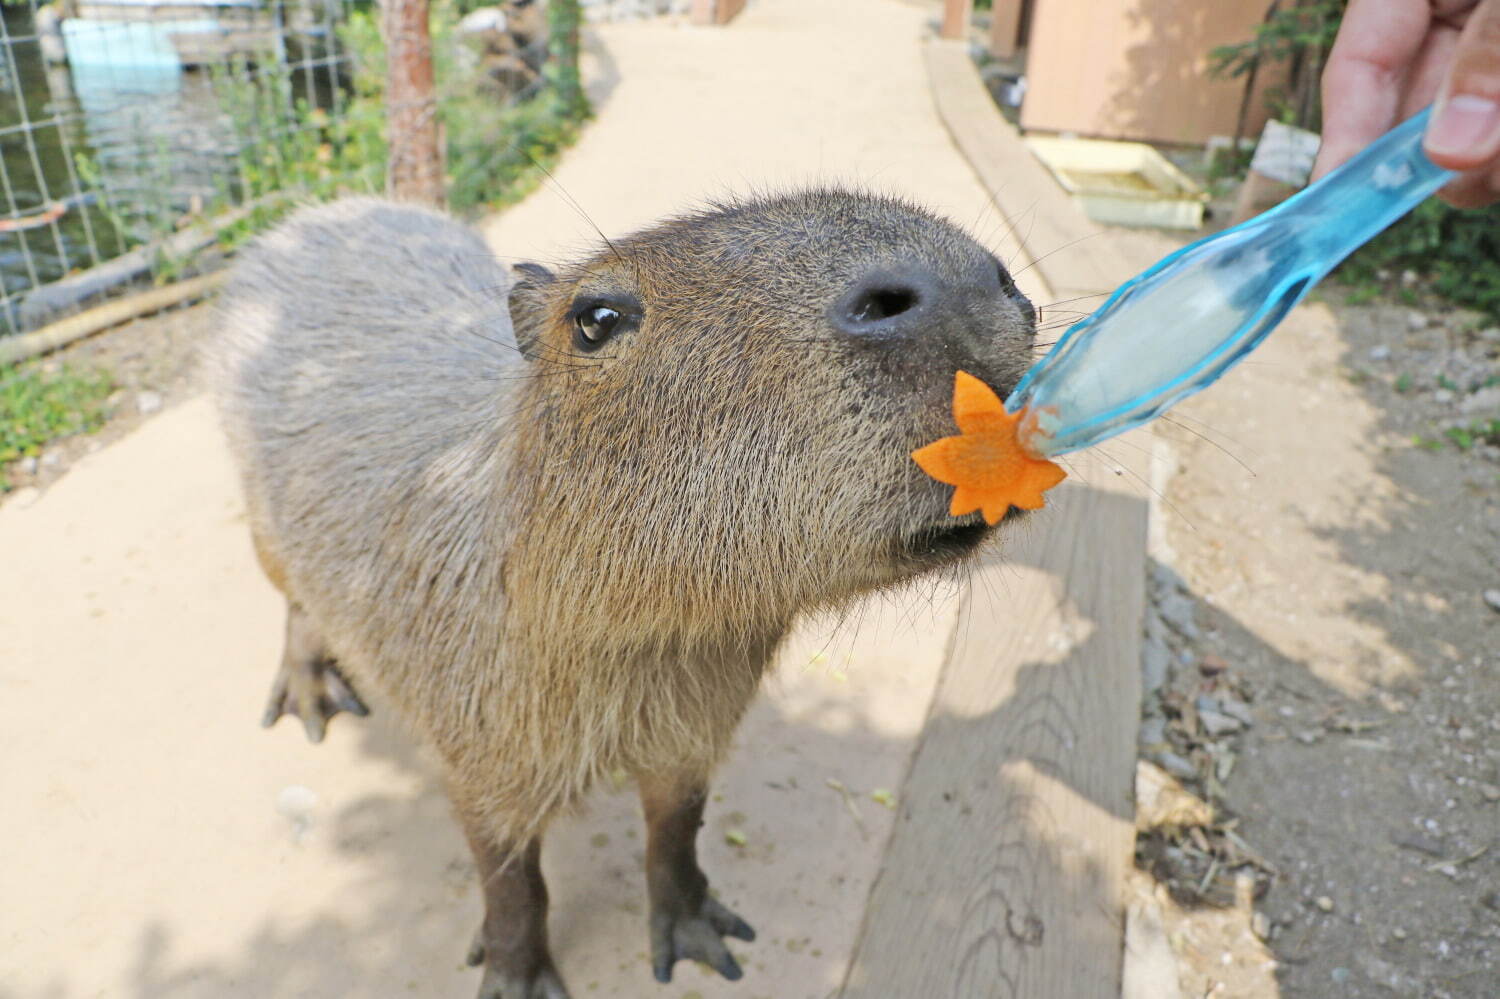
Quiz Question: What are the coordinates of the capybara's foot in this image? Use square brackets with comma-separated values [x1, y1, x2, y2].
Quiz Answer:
[649, 893, 755, 983]
[261, 656, 368, 743]
[466, 931, 571, 999]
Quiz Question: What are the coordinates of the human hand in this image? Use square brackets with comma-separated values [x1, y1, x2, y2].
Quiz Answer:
[1313, 0, 1500, 206]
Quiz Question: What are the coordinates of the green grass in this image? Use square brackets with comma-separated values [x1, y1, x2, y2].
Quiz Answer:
[0, 364, 114, 490]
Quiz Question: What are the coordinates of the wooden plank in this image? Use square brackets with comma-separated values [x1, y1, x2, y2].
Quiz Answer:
[838, 39, 1149, 999]
[923, 40, 1135, 304]
[840, 455, 1146, 999]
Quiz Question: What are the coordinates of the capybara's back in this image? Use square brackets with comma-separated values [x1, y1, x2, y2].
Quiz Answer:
[209, 199, 522, 724]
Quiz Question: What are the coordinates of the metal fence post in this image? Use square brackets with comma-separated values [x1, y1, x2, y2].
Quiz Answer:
[382, 0, 445, 207]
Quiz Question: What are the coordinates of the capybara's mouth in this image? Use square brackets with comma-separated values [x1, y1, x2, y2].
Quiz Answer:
[900, 519, 992, 564]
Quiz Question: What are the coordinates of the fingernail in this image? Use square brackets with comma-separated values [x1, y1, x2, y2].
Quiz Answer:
[1427, 94, 1500, 158]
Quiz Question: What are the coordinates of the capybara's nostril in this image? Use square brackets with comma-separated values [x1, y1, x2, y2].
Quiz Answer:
[848, 286, 919, 323]
[833, 269, 934, 338]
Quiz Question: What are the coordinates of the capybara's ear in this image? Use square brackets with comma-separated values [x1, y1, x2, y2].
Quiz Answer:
[508, 262, 556, 355]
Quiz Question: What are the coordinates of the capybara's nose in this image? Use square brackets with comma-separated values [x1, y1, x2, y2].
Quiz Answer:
[830, 266, 937, 341]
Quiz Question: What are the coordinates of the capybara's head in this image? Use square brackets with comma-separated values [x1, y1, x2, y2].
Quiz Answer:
[505, 189, 1037, 645]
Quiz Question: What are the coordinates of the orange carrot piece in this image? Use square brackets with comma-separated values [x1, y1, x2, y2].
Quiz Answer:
[911, 371, 1067, 524]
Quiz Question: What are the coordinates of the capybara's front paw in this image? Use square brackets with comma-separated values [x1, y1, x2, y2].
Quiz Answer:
[649, 893, 755, 983]
[466, 929, 570, 999]
[261, 656, 368, 743]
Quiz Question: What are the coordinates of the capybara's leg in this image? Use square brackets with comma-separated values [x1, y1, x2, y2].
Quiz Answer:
[463, 831, 570, 999]
[260, 601, 368, 743]
[637, 772, 756, 983]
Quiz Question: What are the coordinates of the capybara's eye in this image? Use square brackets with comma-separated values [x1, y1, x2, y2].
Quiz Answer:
[575, 305, 621, 347]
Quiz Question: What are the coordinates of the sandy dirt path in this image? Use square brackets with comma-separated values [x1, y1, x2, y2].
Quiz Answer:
[1, 3, 1052, 998]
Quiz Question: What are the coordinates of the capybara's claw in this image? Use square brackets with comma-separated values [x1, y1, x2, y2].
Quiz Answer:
[261, 657, 369, 743]
[649, 895, 755, 983]
[475, 964, 570, 999]
[468, 930, 570, 999]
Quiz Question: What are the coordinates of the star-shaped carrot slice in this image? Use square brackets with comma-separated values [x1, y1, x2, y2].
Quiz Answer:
[911, 371, 1067, 524]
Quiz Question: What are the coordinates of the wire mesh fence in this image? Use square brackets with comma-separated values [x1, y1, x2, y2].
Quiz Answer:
[0, 0, 359, 336]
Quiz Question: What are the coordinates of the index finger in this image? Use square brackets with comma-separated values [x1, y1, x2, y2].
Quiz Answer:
[1312, 0, 1435, 180]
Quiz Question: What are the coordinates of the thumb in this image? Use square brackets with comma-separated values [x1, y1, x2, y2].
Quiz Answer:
[1425, 0, 1500, 169]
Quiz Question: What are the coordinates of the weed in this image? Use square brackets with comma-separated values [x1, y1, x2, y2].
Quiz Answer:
[0, 364, 114, 490]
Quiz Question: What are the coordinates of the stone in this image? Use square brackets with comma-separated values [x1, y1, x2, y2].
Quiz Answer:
[1198, 708, 1243, 737]
[1154, 751, 1198, 781]
[1315, 895, 1334, 912]
[1157, 588, 1199, 639]
[1217, 697, 1255, 728]
[1462, 386, 1500, 414]
[1368, 344, 1392, 361]
[1483, 590, 1500, 615]
[136, 390, 163, 415]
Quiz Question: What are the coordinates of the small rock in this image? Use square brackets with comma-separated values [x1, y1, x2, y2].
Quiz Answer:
[1331, 967, 1351, 985]
[1218, 697, 1255, 728]
[1483, 590, 1500, 615]
[1142, 632, 1170, 694]
[1461, 385, 1500, 414]
[1401, 269, 1419, 287]
[1295, 729, 1322, 745]
[1456, 726, 1476, 741]
[1368, 344, 1392, 361]
[1393, 834, 1446, 857]
[136, 390, 163, 415]
[1434, 388, 1455, 404]
[1251, 910, 1272, 941]
[1482, 892, 1500, 912]
[1475, 781, 1500, 802]
[39, 450, 61, 468]
[1199, 708, 1243, 737]
[276, 784, 319, 842]
[1155, 751, 1198, 781]
[1408, 311, 1429, 332]
[1139, 715, 1167, 748]
[1315, 895, 1335, 913]
[18, 455, 38, 475]
[1197, 653, 1227, 676]
[1392, 927, 1408, 940]
[1157, 588, 1199, 639]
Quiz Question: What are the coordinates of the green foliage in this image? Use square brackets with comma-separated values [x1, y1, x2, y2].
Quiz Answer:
[1209, 0, 1347, 132]
[1209, 1, 1344, 80]
[0, 364, 113, 488]
[1434, 420, 1500, 452]
[1338, 201, 1500, 322]
[216, 0, 590, 220]
[432, 0, 591, 214]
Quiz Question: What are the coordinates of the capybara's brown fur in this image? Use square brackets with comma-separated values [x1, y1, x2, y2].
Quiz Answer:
[208, 191, 1036, 996]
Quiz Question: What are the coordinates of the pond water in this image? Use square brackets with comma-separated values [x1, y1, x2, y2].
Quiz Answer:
[0, 2, 345, 333]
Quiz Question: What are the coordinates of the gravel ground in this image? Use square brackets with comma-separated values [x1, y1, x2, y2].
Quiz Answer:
[1131, 286, 1500, 999]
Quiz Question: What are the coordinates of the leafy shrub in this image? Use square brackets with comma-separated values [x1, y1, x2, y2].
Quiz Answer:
[1339, 201, 1500, 322]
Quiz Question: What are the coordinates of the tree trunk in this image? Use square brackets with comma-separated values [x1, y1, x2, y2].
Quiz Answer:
[383, 0, 445, 207]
